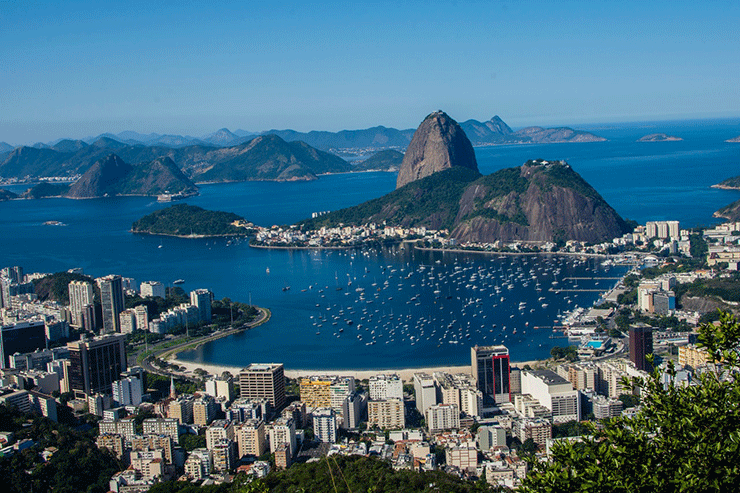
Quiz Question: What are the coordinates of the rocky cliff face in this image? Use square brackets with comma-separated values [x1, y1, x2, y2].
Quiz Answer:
[306, 158, 627, 245]
[396, 111, 478, 189]
[450, 160, 628, 243]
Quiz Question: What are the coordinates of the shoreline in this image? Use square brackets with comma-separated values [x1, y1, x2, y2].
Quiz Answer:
[131, 230, 250, 239]
[414, 245, 611, 258]
[249, 243, 353, 250]
[169, 358, 549, 382]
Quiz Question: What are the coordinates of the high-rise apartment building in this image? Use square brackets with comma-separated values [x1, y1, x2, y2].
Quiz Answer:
[471, 345, 511, 404]
[119, 309, 137, 334]
[236, 419, 266, 458]
[312, 407, 337, 443]
[367, 399, 405, 430]
[629, 324, 654, 372]
[368, 374, 403, 401]
[190, 289, 212, 323]
[206, 419, 235, 450]
[239, 364, 285, 410]
[140, 281, 166, 299]
[268, 417, 296, 457]
[97, 275, 124, 334]
[426, 403, 460, 432]
[66, 334, 127, 396]
[413, 373, 437, 415]
[112, 374, 143, 407]
[142, 418, 180, 444]
[134, 305, 149, 332]
[69, 280, 94, 328]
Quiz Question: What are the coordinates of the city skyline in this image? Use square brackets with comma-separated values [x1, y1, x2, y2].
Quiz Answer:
[1, 1, 738, 144]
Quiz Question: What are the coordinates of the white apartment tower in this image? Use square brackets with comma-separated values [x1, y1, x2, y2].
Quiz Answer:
[140, 281, 166, 299]
[190, 289, 212, 322]
[369, 374, 403, 401]
[68, 280, 94, 328]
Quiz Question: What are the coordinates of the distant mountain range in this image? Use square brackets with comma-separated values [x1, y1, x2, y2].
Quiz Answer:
[0, 115, 606, 157]
[0, 134, 353, 187]
[0, 115, 607, 186]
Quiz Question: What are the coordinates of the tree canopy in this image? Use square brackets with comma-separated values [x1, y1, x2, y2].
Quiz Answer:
[521, 310, 740, 492]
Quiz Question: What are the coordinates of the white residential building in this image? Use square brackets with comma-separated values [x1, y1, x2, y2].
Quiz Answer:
[368, 374, 403, 401]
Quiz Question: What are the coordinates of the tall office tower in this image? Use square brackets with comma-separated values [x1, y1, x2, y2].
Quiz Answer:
[67, 334, 127, 396]
[190, 289, 213, 323]
[140, 281, 166, 299]
[471, 345, 511, 405]
[1, 266, 23, 283]
[97, 275, 124, 334]
[239, 364, 286, 410]
[69, 280, 95, 328]
[0, 320, 47, 368]
[81, 304, 97, 331]
[629, 324, 654, 372]
[0, 277, 11, 309]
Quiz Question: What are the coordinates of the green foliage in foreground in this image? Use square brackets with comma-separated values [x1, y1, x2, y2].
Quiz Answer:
[150, 456, 498, 493]
[520, 311, 740, 492]
[0, 404, 120, 493]
[132, 203, 252, 237]
[266, 455, 497, 493]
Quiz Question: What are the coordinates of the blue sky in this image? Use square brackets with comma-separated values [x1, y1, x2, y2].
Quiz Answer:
[1, 0, 738, 144]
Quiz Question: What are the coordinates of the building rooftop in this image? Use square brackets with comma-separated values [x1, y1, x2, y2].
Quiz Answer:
[529, 369, 569, 385]
[242, 363, 283, 372]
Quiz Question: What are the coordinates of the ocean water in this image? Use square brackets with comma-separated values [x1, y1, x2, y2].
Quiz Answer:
[1, 118, 739, 369]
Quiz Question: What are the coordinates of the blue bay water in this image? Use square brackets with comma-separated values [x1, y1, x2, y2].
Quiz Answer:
[1, 118, 739, 369]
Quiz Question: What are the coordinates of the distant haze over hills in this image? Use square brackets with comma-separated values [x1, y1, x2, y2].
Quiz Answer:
[0, 133, 352, 184]
[0, 115, 605, 154]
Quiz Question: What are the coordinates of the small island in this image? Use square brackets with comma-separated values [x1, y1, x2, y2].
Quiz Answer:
[131, 203, 256, 237]
[637, 133, 683, 142]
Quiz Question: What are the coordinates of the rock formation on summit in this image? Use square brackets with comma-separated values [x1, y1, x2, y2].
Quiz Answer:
[396, 111, 478, 189]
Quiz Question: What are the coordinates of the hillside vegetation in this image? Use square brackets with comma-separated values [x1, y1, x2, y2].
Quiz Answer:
[300, 166, 481, 231]
[301, 160, 628, 244]
[132, 204, 254, 237]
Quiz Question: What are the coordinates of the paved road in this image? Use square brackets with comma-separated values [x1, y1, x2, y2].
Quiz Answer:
[135, 307, 270, 381]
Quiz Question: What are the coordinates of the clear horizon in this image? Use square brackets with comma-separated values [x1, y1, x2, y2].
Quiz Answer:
[1, 0, 739, 145]
[5, 113, 740, 148]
